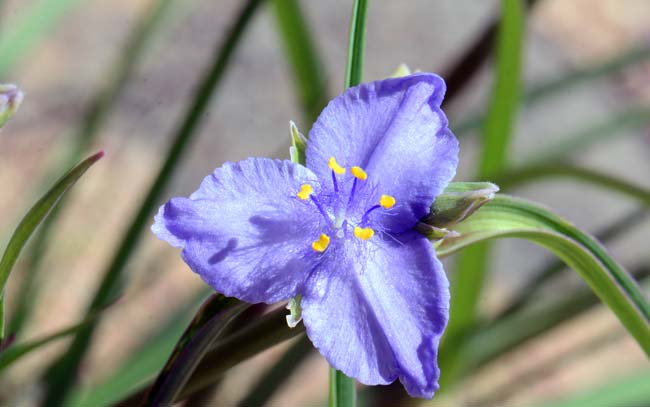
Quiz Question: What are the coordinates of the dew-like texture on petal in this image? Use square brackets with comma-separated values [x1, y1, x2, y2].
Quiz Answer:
[301, 231, 450, 398]
[152, 157, 325, 304]
[307, 73, 459, 232]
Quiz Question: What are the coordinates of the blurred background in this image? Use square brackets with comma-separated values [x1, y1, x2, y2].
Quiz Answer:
[1, 0, 649, 405]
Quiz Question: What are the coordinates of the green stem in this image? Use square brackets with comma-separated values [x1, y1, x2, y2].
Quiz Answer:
[329, 368, 357, 407]
[325, 1, 369, 403]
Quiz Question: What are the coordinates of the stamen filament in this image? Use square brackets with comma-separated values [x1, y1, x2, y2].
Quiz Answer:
[361, 204, 381, 225]
[347, 178, 358, 207]
[331, 170, 339, 193]
[310, 195, 331, 224]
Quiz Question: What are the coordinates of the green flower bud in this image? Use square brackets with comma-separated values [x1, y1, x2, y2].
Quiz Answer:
[0, 84, 23, 129]
[423, 182, 499, 229]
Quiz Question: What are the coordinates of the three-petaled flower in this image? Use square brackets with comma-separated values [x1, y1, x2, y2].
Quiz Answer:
[152, 73, 459, 398]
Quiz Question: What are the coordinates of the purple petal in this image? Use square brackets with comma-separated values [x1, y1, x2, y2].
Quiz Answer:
[152, 157, 325, 304]
[301, 231, 450, 398]
[306, 73, 459, 232]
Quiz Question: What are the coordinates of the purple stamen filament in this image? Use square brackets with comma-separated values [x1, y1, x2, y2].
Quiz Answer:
[331, 170, 339, 193]
[361, 204, 381, 225]
[310, 195, 332, 225]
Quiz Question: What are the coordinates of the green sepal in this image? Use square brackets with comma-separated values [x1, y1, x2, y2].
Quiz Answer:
[289, 120, 307, 165]
[389, 63, 411, 78]
[423, 181, 499, 229]
[285, 294, 303, 328]
[413, 222, 459, 241]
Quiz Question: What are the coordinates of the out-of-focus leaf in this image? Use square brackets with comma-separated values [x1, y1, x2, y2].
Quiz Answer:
[117, 306, 304, 405]
[453, 43, 650, 136]
[41, 1, 267, 405]
[438, 195, 650, 355]
[443, 0, 525, 388]
[10, 0, 177, 339]
[0, 317, 94, 371]
[0, 0, 83, 75]
[344, 0, 367, 89]
[533, 369, 650, 407]
[237, 336, 313, 407]
[143, 295, 245, 406]
[0, 151, 104, 296]
[69, 289, 209, 407]
[497, 164, 650, 206]
[272, 0, 328, 123]
[520, 105, 650, 165]
[496, 208, 649, 319]
[465, 267, 650, 370]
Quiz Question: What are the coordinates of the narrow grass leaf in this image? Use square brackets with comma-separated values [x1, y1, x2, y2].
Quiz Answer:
[344, 0, 368, 89]
[68, 288, 210, 407]
[118, 306, 304, 406]
[237, 335, 313, 407]
[496, 164, 650, 207]
[0, 151, 104, 296]
[453, 43, 650, 137]
[143, 295, 245, 406]
[437, 195, 650, 356]
[533, 369, 650, 407]
[0, 317, 94, 371]
[496, 208, 648, 319]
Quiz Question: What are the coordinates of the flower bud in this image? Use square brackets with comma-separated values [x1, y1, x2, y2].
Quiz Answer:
[423, 182, 499, 229]
[0, 84, 24, 128]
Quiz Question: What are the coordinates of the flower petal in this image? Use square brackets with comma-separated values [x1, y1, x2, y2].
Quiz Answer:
[152, 157, 325, 303]
[307, 73, 459, 232]
[301, 231, 449, 398]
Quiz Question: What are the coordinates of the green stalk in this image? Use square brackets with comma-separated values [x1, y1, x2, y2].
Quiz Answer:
[327, 1, 368, 404]
[40, 1, 267, 405]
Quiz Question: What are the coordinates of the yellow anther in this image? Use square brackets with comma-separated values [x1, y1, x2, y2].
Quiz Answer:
[379, 194, 396, 209]
[328, 157, 346, 175]
[311, 234, 330, 252]
[351, 166, 367, 180]
[353, 226, 375, 241]
[297, 184, 313, 200]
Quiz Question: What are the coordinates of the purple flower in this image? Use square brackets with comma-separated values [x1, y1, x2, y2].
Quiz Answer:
[152, 73, 459, 398]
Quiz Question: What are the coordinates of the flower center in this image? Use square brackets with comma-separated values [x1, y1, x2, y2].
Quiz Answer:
[296, 156, 395, 253]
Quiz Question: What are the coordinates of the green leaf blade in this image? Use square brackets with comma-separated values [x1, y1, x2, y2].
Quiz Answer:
[0, 151, 104, 295]
[438, 195, 650, 355]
